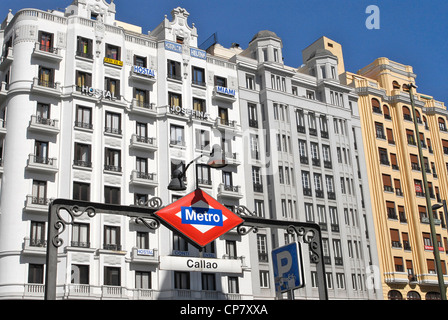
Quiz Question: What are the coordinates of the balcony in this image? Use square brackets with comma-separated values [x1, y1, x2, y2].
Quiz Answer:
[24, 195, 51, 213]
[224, 152, 241, 166]
[31, 78, 62, 98]
[217, 183, 243, 199]
[214, 118, 238, 131]
[130, 134, 157, 152]
[0, 47, 13, 71]
[212, 86, 236, 103]
[129, 66, 156, 85]
[22, 236, 47, 256]
[129, 99, 157, 117]
[0, 81, 9, 103]
[130, 247, 159, 264]
[26, 154, 58, 174]
[130, 170, 158, 187]
[28, 115, 59, 135]
[0, 119, 6, 136]
[31, 43, 63, 62]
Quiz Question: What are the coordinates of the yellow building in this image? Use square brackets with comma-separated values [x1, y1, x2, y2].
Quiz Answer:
[342, 57, 448, 300]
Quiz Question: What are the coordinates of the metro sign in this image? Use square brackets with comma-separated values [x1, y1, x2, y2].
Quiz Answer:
[154, 189, 244, 247]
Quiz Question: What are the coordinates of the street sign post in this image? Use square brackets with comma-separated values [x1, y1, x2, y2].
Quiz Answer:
[154, 189, 244, 247]
[272, 242, 304, 295]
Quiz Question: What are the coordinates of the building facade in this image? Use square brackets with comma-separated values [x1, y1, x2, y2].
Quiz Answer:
[0, 0, 381, 300]
[343, 58, 448, 300]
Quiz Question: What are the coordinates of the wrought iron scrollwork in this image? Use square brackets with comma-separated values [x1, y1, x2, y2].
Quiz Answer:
[135, 196, 163, 209]
[287, 225, 320, 263]
[52, 205, 97, 248]
[234, 205, 259, 235]
[134, 217, 161, 230]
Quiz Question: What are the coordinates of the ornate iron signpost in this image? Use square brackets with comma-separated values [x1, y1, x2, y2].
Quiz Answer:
[45, 196, 328, 300]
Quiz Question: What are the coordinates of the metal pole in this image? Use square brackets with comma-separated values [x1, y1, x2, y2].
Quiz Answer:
[44, 203, 58, 300]
[408, 84, 446, 300]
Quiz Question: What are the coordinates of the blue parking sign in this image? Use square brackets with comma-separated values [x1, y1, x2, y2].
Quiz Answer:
[272, 242, 304, 293]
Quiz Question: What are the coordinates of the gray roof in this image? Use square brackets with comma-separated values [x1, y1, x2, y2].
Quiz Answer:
[250, 30, 280, 42]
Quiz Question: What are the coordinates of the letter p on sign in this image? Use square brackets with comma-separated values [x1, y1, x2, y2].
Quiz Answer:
[272, 242, 304, 293]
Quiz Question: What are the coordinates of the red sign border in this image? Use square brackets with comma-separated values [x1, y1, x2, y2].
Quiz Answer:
[154, 189, 244, 247]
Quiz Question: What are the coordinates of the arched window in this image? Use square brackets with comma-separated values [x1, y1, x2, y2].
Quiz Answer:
[423, 116, 428, 129]
[383, 105, 391, 119]
[426, 292, 441, 300]
[403, 84, 410, 92]
[438, 117, 447, 131]
[372, 98, 381, 114]
[392, 81, 400, 89]
[402, 106, 412, 121]
[415, 109, 422, 124]
[388, 290, 403, 300]
[407, 291, 421, 300]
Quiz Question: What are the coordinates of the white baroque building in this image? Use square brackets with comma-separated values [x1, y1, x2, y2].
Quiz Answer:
[0, 0, 381, 300]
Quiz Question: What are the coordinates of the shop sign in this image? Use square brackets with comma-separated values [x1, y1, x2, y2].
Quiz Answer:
[104, 57, 124, 66]
[170, 105, 210, 120]
[80, 86, 115, 99]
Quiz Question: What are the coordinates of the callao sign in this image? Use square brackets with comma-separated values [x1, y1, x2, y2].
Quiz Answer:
[154, 189, 244, 247]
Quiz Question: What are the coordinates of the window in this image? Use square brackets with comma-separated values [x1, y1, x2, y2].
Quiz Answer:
[134, 88, 150, 108]
[302, 171, 311, 195]
[38, 31, 54, 52]
[134, 55, 147, 68]
[197, 164, 211, 185]
[104, 267, 121, 286]
[214, 76, 227, 87]
[252, 166, 263, 192]
[202, 273, 216, 291]
[76, 36, 93, 58]
[257, 234, 268, 262]
[193, 98, 206, 114]
[74, 143, 91, 168]
[250, 134, 259, 159]
[228, 277, 239, 293]
[104, 186, 120, 205]
[30, 221, 45, 247]
[137, 231, 149, 249]
[72, 265, 89, 284]
[75, 105, 92, 129]
[170, 125, 185, 146]
[73, 182, 90, 201]
[254, 200, 265, 218]
[259, 271, 270, 288]
[174, 272, 190, 289]
[248, 103, 258, 128]
[72, 223, 90, 248]
[34, 140, 49, 163]
[173, 233, 188, 252]
[192, 66, 205, 86]
[75, 71, 92, 91]
[375, 122, 385, 139]
[167, 60, 182, 81]
[104, 148, 121, 172]
[169, 92, 182, 107]
[32, 180, 47, 203]
[305, 203, 314, 222]
[136, 271, 151, 289]
[28, 264, 44, 284]
[38, 66, 55, 87]
[226, 240, 237, 259]
[105, 77, 120, 99]
[105, 44, 120, 60]
[136, 122, 147, 138]
[104, 225, 121, 250]
[246, 74, 254, 90]
[105, 112, 121, 135]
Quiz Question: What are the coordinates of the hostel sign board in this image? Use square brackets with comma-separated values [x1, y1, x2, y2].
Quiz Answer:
[154, 189, 244, 247]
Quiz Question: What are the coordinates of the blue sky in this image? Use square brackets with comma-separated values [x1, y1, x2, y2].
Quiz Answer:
[1, 0, 447, 103]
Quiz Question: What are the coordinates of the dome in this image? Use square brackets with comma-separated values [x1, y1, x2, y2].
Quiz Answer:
[250, 30, 280, 42]
[306, 48, 336, 61]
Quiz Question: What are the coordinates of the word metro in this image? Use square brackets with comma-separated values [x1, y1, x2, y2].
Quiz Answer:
[181, 206, 223, 226]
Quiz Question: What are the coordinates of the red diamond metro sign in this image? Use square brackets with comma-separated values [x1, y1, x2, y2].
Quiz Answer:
[154, 189, 244, 247]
